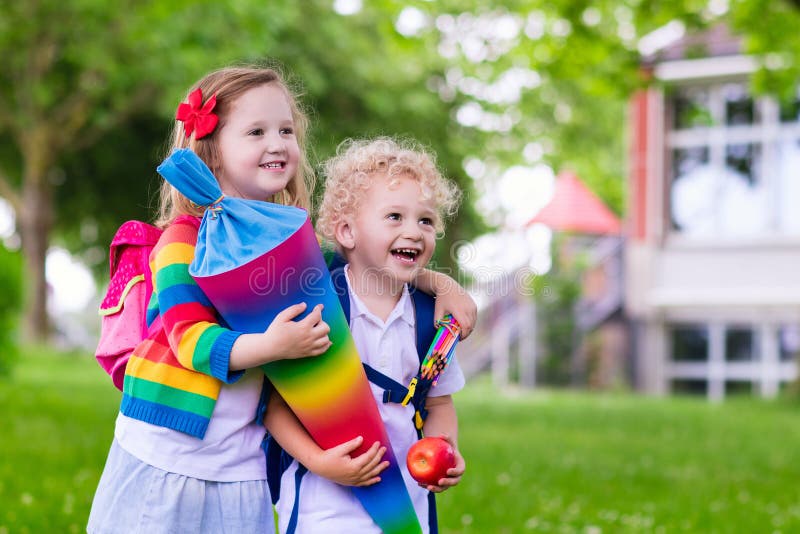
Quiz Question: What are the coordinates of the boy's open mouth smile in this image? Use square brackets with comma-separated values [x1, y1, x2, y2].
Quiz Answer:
[391, 248, 420, 263]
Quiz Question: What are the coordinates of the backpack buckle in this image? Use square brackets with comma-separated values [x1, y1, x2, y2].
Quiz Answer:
[401, 377, 418, 406]
[413, 410, 424, 430]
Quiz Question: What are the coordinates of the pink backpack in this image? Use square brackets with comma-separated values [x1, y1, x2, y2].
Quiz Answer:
[95, 220, 163, 390]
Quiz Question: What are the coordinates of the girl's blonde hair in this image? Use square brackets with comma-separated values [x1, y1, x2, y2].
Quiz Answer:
[316, 137, 460, 242]
[155, 66, 313, 227]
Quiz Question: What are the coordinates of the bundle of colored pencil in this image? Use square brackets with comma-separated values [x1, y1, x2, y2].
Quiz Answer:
[419, 314, 460, 386]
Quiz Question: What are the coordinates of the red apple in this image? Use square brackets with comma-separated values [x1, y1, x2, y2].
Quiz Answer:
[406, 437, 456, 486]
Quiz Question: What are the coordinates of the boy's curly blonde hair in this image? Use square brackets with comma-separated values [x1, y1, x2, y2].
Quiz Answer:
[316, 137, 461, 244]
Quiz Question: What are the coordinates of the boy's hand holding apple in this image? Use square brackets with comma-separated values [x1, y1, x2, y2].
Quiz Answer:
[406, 436, 465, 493]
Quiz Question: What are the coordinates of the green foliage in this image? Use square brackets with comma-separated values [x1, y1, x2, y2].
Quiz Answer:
[0, 244, 22, 375]
[731, 0, 800, 100]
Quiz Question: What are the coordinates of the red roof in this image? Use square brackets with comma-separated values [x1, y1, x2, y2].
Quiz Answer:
[526, 171, 621, 235]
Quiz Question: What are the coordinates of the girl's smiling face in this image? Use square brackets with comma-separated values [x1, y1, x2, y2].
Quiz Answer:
[216, 84, 300, 201]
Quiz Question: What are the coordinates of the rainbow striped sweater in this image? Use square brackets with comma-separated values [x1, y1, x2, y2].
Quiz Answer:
[120, 216, 244, 439]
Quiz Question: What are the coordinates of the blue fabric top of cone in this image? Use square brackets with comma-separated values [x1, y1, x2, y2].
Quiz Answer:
[156, 148, 308, 277]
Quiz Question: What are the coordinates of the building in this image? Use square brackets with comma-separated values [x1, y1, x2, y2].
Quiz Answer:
[626, 25, 800, 400]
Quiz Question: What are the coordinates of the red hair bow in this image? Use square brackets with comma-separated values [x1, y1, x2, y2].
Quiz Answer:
[176, 88, 219, 139]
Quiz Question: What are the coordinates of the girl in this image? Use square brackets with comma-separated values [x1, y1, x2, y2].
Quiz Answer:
[88, 66, 475, 533]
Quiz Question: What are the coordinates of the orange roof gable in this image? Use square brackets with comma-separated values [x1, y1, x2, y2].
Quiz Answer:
[526, 172, 621, 235]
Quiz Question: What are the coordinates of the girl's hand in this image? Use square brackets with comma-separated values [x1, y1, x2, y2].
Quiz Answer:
[264, 303, 332, 360]
[433, 277, 477, 340]
[229, 303, 331, 369]
[419, 435, 465, 493]
[310, 436, 389, 487]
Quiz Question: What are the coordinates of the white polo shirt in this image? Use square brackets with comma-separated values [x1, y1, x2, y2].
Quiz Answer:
[275, 266, 465, 533]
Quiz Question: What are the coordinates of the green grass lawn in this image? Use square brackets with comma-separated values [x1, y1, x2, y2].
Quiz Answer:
[0, 348, 121, 533]
[440, 381, 800, 533]
[2, 349, 800, 533]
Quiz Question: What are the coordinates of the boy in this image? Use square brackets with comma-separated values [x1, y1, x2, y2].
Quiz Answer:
[274, 137, 466, 533]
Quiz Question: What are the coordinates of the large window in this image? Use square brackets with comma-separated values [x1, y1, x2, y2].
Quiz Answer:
[666, 82, 800, 239]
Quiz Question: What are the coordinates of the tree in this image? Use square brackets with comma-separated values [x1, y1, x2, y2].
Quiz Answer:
[0, 0, 315, 339]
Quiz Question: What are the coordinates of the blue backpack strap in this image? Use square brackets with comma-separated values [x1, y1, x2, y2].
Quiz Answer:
[330, 266, 349, 318]
[254, 375, 271, 429]
[257, 376, 288, 506]
[409, 286, 437, 360]
[428, 490, 439, 534]
[327, 250, 347, 272]
[407, 288, 441, 534]
[285, 464, 308, 534]
[264, 431, 288, 505]
[405, 289, 437, 431]
[363, 363, 411, 405]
